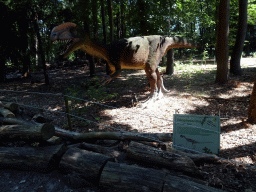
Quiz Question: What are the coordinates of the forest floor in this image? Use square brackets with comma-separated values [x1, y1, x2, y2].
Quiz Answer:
[0, 58, 256, 191]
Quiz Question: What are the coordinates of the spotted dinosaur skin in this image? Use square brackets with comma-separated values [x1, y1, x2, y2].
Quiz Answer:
[50, 22, 197, 98]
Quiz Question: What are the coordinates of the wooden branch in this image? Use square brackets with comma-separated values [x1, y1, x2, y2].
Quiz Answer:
[0, 144, 66, 172]
[126, 141, 201, 178]
[0, 123, 55, 141]
[55, 126, 169, 143]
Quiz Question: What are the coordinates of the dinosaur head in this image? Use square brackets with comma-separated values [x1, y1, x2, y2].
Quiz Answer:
[50, 22, 84, 58]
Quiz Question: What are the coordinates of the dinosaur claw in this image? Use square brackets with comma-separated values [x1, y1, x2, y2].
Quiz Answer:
[101, 77, 113, 86]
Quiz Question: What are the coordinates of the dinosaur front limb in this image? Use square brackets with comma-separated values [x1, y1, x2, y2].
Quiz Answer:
[102, 68, 122, 85]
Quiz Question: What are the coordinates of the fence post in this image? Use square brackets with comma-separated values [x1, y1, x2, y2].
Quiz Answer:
[64, 95, 72, 130]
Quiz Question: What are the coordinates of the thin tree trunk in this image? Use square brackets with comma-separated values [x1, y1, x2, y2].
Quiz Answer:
[83, 1, 95, 77]
[120, 0, 126, 38]
[107, 0, 114, 42]
[107, 0, 114, 75]
[100, 0, 107, 44]
[215, 0, 230, 84]
[33, 13, 49, 85]
[165, 49, 174, 75]
[230, 0, 248, 76]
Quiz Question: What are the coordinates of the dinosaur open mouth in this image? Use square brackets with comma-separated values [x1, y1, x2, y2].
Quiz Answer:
[54, 39, 74, 56]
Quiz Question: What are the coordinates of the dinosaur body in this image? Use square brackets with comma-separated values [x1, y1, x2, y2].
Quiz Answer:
[50, 22, 197, 98]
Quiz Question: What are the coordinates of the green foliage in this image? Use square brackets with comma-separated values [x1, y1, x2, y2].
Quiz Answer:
[248, 3, 256, 25]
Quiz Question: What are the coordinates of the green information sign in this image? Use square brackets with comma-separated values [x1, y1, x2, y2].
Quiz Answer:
[173, 114, 220, 154]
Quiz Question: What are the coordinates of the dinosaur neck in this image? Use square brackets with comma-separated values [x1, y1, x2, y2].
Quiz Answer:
[80, 35, 109, 61]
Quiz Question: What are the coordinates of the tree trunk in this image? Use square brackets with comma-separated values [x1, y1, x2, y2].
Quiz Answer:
[248, 78, 256, 124]
[165, 49, 174, 75]
[137, 0, 147, 35]
[106, 0, 114, 75]
[100, 0, 107, 44]
[230, 0, 248, 76]
[215, 0, 230, 84]
[120, 0, 126, 38]
[33, 13, 50, 85]
[82, 2, 96, 77]
[107, 0, 114, 42]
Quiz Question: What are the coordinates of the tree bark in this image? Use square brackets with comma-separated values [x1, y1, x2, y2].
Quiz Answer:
[230, 0, 248, 76]
[248, 78, 256, 124]
[215, 0, 230, 84]
[165, 49, 174, 75]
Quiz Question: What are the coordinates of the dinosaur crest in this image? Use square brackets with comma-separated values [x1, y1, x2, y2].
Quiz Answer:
[52, 22, 76, 32]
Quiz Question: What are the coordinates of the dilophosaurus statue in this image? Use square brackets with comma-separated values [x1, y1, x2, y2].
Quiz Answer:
[50, 22, 197, 100]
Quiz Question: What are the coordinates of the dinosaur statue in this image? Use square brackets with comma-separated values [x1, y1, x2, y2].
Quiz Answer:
[50, 22, 197, 100]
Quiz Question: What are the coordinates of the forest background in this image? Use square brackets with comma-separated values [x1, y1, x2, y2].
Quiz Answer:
[0, 0, 256, 84]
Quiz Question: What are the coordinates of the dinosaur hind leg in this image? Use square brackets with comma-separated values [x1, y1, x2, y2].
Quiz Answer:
[156, 68, 169, 94]
[145, 64, 158, 97]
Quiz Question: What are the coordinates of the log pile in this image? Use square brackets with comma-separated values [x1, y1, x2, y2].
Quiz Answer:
[0, 101, 224, 192]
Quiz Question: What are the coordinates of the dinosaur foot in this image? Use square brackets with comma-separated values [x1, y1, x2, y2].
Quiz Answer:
[136, 91, 164, 108]
[100, 75, 113, 86]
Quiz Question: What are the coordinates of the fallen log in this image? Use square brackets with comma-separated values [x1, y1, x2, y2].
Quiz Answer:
[0, 101, 19, 112]
[0, 108, 15, 118]
[59, 147, 114, 185]
[0, 123, 55, 141]
[55, 126, 168, 143]
[0, 144, 66, 172]
[100, 161, 166, 192]
[163, 174, 223, 192]
[126, 141, 201, 178]
[0, 117, 34, 126]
